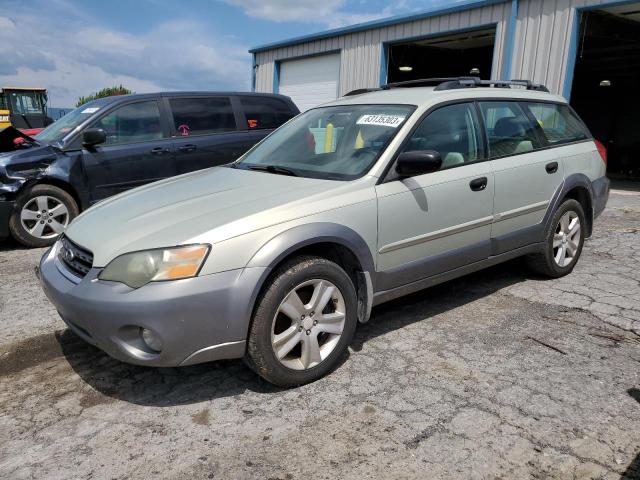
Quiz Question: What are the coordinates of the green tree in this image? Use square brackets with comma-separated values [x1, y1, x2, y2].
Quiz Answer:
[76, 85, 132, 107]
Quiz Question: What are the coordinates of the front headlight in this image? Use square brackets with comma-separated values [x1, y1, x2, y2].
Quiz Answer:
[99, 244, 210, 288]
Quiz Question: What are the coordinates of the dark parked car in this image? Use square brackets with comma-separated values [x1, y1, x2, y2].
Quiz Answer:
[0, 92, 299, 247]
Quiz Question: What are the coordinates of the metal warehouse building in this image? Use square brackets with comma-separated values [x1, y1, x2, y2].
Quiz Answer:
[250, 0, 640, 178]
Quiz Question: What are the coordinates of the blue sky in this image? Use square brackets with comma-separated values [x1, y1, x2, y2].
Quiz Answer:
[0, 0, 461, 107]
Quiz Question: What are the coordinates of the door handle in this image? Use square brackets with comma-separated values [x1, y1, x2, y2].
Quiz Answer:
[151, 146, 170, 155]
[545, 162, 559, 174]
[469, 177, 488, 192]
[178, 144, 197, 152]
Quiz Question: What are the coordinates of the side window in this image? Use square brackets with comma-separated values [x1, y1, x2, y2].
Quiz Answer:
[479, 101, 541, 158]
[93, 101, 163, 145]
[239, 96, 296, 130]
[524, 102, 589, 145]
[401, 102, 481, 170]
[169, 97, 236, 136]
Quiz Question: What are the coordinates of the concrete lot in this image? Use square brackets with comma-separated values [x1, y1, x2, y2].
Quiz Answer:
[0, 190, 639, 479]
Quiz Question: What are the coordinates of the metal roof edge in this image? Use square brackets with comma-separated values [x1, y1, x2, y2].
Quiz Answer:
[248, 0, 508, 53]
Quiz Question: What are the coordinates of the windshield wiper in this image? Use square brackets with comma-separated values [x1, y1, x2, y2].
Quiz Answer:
[247, 164, 298, 176]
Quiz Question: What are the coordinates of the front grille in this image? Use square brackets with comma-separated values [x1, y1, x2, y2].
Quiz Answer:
[58, 236, 93, 278]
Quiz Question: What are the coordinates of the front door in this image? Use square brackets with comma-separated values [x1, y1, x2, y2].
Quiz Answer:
[82, 99, 174, 202]
[375, 102, 494, 291]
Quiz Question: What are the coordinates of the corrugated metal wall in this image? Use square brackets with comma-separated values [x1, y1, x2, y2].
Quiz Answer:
[510, 0, 610, 95]
[254, 2, 513, 95]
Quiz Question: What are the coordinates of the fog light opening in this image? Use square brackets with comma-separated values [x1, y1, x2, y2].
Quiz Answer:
[141, 328, 163, 353]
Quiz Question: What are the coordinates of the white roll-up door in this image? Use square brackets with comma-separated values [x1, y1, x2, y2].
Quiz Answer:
[278, 53, 341, 112]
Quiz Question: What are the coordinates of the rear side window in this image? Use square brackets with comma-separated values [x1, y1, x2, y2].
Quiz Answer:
[479, 101, 541, 158]
[169, 97, 236, 136]
[524, 102, 589, 145]
[239, 96, 296, 130]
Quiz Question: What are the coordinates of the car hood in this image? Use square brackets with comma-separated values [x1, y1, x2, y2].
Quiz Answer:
[65, 166, 362, 266]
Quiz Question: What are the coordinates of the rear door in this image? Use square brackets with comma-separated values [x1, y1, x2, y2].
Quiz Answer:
[81, 99, 174, 202]
[167, 95, 247, 174]
[480, 100, 563, 254]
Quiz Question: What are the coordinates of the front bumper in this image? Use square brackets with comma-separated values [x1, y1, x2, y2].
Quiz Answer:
[38, 244, 267, 367]
[0, 200, 14, 240]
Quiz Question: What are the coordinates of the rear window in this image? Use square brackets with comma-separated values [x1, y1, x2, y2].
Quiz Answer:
[239, 96, 296, 130]
[479, 101, 542, 158]
[524, 102, 589, 145]
[169, 97, 236, 136]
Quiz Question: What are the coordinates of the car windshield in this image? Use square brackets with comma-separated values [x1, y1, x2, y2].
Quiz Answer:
[236, 104, 414, 180]
[35, 100, 108, 144]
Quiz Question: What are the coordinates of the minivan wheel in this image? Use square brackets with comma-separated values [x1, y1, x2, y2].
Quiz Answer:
[245, 256, 358, 387]
[9, 184, 79, 248]
[526, 199, 586, 278]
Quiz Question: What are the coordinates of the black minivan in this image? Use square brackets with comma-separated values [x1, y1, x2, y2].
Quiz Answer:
[0, 92, 299, 247]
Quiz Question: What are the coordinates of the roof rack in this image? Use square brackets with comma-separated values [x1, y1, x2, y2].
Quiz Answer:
[344, 77, 549, 96]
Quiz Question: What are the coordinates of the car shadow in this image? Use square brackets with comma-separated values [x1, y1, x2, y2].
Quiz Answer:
[622, 388, 640, 479]
[59, 259, 536, 406]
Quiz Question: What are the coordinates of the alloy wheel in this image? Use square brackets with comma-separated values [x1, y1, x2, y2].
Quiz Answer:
[553, 210, 581, 267]
[271, 279, 346, 370]
[20, 196, 69, 239]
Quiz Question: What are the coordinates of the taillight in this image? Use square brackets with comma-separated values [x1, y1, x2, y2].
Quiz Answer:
[594, 139, 607, 166]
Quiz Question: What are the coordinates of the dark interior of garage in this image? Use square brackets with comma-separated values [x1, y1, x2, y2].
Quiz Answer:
[386, 28, 495, 84]
[570, 8, 640, 180]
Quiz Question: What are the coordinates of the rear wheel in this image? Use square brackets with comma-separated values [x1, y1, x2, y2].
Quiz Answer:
[245, 256, 357, 387]
[9, 184, 78, 248]
[526, 199, 585, 278]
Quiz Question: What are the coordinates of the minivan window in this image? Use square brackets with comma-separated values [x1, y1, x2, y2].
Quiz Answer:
[401, 102, 481, 170]
[92, 101, 163, 145]
[239, 96, 295, 130]
[479, 101, 541, 158]
[524, 102, 589, 145]
[236, 104, 414, 180]
[169, 97, 236, 136]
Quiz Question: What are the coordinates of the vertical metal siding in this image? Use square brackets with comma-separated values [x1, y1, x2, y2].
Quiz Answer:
[511, 0, 608, 95]
[255, 2, 513, 95]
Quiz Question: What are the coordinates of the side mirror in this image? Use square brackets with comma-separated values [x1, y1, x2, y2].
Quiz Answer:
[82, 128, 106, 147]
[395, 150, 442, 177]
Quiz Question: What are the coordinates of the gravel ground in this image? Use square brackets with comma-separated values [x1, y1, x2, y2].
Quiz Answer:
[0, 189, 639, 479]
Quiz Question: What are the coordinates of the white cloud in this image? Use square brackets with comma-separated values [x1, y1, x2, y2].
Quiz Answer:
[223, 0, 412, 28]
[0, 12, 251, 107]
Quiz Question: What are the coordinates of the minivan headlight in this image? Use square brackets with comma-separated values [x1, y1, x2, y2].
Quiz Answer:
[99, 244, 210, 288]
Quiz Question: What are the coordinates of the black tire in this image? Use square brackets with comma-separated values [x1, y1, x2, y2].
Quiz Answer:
[526, 199, 586, 278]
[9, 184, 79, 248]
[245, 255, 358, 387]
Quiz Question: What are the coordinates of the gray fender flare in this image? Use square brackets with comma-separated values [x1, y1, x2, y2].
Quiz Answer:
[245, 222, 376, 323]
[543, 173, 595, 238]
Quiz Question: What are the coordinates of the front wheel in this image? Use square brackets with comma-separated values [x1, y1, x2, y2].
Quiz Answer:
[526, 198, 586, 278]
[9, 184, 79, 248]
[245, 256, 358, 387]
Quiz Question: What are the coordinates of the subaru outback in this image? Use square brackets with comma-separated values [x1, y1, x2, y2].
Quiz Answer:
[38, 78, 609, 387]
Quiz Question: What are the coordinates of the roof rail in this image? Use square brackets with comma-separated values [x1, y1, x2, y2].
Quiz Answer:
[343, 87, 381, 97]
[375, 77, 549, 93]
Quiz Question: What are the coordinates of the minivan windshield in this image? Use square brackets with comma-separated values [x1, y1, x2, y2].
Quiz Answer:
[35, 99, 110, 145]
[236, 104, 414, 180]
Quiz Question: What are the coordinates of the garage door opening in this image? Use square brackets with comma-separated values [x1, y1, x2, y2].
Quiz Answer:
[385, 27, 496, 84]
[569, 5, 640, 181]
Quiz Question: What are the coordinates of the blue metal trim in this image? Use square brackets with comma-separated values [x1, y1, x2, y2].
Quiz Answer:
[379, 23, 499, 84]
[272, 60, 280, 94]
[249, 0, 508, 53]
[379, 43, 388, 86]
[251, 53, 256, 92]
[501, 0, 518, 80]
[563, 0, 640, 99]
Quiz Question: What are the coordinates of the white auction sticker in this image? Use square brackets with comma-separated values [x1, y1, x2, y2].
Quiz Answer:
[81, 107, 100, 114]
[357, 114, 405, 127]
